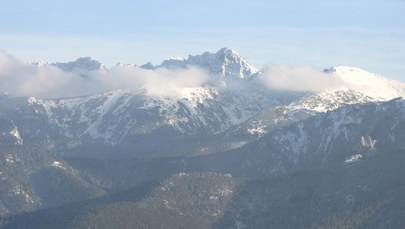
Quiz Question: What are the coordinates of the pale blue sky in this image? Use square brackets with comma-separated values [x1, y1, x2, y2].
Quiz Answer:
[1, 0, 404, 80]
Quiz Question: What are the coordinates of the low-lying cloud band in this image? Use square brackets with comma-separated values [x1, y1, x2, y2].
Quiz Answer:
[0, 51, 347, 99]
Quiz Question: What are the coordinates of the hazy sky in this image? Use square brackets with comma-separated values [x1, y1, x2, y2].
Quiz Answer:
[1, 0, 404, 81]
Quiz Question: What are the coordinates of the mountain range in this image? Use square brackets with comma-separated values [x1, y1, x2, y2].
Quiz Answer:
[0, 48, 404, 228]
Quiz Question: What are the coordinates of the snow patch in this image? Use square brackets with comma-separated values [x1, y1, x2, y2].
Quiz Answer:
[361, 136, 377, 150]
[9, 127, 23, 145]
[9, 185, 35, 203]
[247, 120, 267, 136]
[5, 154, 19, 163]
[178, 172, 188, 177]
[51, 161, 66, 170]
[344, 154, 363, 165]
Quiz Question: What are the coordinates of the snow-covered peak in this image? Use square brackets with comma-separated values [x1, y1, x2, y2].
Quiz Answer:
[327, 65, 405, 100]
[216, 47, 243, 60]
[288, 66, 405, 113]
[52, 57, 106, 73]
[326, 65, 384, 80]
[157, 48, 258, 79]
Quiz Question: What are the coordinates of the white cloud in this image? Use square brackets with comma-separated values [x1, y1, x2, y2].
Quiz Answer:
[0, 51, 97, 98]
[261, 65, 346, 92]
[0, 51, 210, 98]
[92, 65, 210, 97]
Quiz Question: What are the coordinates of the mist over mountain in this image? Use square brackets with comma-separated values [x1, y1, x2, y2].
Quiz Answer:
[0, 48, 258, 98]
[0, 48, 404, 228]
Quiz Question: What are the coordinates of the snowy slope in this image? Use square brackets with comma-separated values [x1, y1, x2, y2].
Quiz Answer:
[27, 85, 280, 146]
[28, 89, 134, 143]
[290, 66, 405, 113]
[329, 66, 405, 99]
